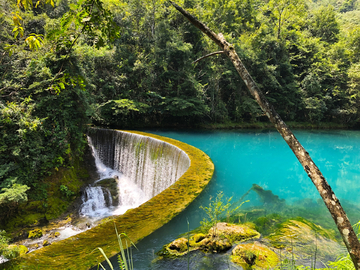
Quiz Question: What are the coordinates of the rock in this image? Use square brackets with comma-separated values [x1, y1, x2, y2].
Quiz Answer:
[28, 229, 43, 239]
[165, 238, 189, 256]
[43, 240, 51, 246]
[231, 242, 279, 269]
[209, 222, 261, 242]
[28, 243, 39, 250]
[162, 223, 261, 258]
[193, 233, 206, 243]
[196, 237, 232, 253]
[266, 218, 342, 264]
[54, 232, 60, 237]
[94, 178, 119, 206]
[18, 245, 28, 256]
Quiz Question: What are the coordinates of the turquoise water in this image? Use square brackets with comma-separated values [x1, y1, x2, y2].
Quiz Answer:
[110, 129, 360, 269]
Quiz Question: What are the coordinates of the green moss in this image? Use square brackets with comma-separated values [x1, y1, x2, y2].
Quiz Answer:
[17, 245, 28, 256]
[231, 243, 279, 269]
[28, 229, 42, 239]
[4, 155, 90, 234]
[193, 233, 206, 243]
[0, 130, 214, 270]
[266, 219, 342, 263]
[6, 213, 44, 231]
[211, 223, 260, 243]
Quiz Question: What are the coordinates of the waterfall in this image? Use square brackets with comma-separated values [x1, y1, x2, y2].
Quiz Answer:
[80, 129, 190, 219]
[80, 187, 113, 217]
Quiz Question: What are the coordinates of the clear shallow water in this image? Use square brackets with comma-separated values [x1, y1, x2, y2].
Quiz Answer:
[108, 129, 360, 270]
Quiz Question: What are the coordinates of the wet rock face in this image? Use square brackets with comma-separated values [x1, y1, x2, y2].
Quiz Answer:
[231, 242, 279, 269]
[94, 177, 119, 206]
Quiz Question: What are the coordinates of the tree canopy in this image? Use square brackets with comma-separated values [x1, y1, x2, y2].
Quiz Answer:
[1, 0, 360, 224]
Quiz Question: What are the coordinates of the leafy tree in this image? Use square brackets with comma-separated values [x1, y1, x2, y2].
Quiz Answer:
[308, 5, 340, 43]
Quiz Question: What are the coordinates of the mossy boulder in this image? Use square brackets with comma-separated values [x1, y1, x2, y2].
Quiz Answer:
[193, 233, 206, 243]
[209, 222, 260, 242]
[167, 238, 189, 255]
[94, 177, 119, 206]
[163, 223, 260, 257]
[193, 236, 232, 253]
[231, 242, 279, 269]
[266, 218, 342, 263]
[42, 240, 50, 246]
[28, 229, 43, 239]
[17, 245, 28, 256]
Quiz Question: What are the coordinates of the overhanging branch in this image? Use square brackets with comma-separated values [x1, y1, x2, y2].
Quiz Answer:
[192, 51, 224, 64]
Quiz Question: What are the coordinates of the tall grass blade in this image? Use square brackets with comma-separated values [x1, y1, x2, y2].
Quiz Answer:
[96, 247, 114, 270]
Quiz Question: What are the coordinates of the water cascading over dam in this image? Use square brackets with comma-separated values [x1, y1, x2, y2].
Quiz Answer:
[82, 128, 191, 218]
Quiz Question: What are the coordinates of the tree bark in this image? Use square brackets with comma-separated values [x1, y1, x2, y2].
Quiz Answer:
[192, 51, 224, 64]
[169, 1, 360, 269]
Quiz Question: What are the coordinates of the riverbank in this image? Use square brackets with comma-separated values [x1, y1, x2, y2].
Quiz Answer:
[198, 121, 350, 130]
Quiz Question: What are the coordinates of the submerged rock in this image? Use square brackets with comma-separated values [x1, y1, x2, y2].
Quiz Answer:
[231, 242, 279, 269]
[267, 218, 342, 264]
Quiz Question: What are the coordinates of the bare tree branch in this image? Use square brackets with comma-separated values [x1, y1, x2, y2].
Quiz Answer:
[169, 1, 360, 269]
[192, 51, 224, 64]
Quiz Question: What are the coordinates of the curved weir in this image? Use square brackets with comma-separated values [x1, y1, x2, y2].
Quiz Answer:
[89, 129, 190, 199]
[1, 130, 214, 270]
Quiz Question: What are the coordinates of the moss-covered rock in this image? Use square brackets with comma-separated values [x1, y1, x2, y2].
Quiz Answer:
[42, 240, 50, 246]
[209, 222, 260, 242]
[193, 233, 206, 243]
[231, 242, 279, 269]
[266, 218, 342, 263]
[17, 245, 28, 256]
[28, 229, 42, 239]
[167, 238, 189, 255]
[162, 223, 260, 258]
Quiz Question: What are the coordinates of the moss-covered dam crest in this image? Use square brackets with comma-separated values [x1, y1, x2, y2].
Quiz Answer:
[1, 129, 214, 270]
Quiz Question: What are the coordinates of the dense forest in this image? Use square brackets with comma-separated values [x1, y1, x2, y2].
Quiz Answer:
[1, 0, 360, 240]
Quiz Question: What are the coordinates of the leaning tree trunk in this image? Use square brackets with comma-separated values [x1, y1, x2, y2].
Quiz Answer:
[169, 1, 360, 268]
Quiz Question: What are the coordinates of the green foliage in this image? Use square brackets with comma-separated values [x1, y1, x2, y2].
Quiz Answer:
[59, 184, 74, 200]
[0, 183, 30, 205]
[199, 191, 247, 234]
[0, 230, 11, 258]
[308, 5, 340, 43]
[2, 0, 360, 227]
[96, 225, 136, 270]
